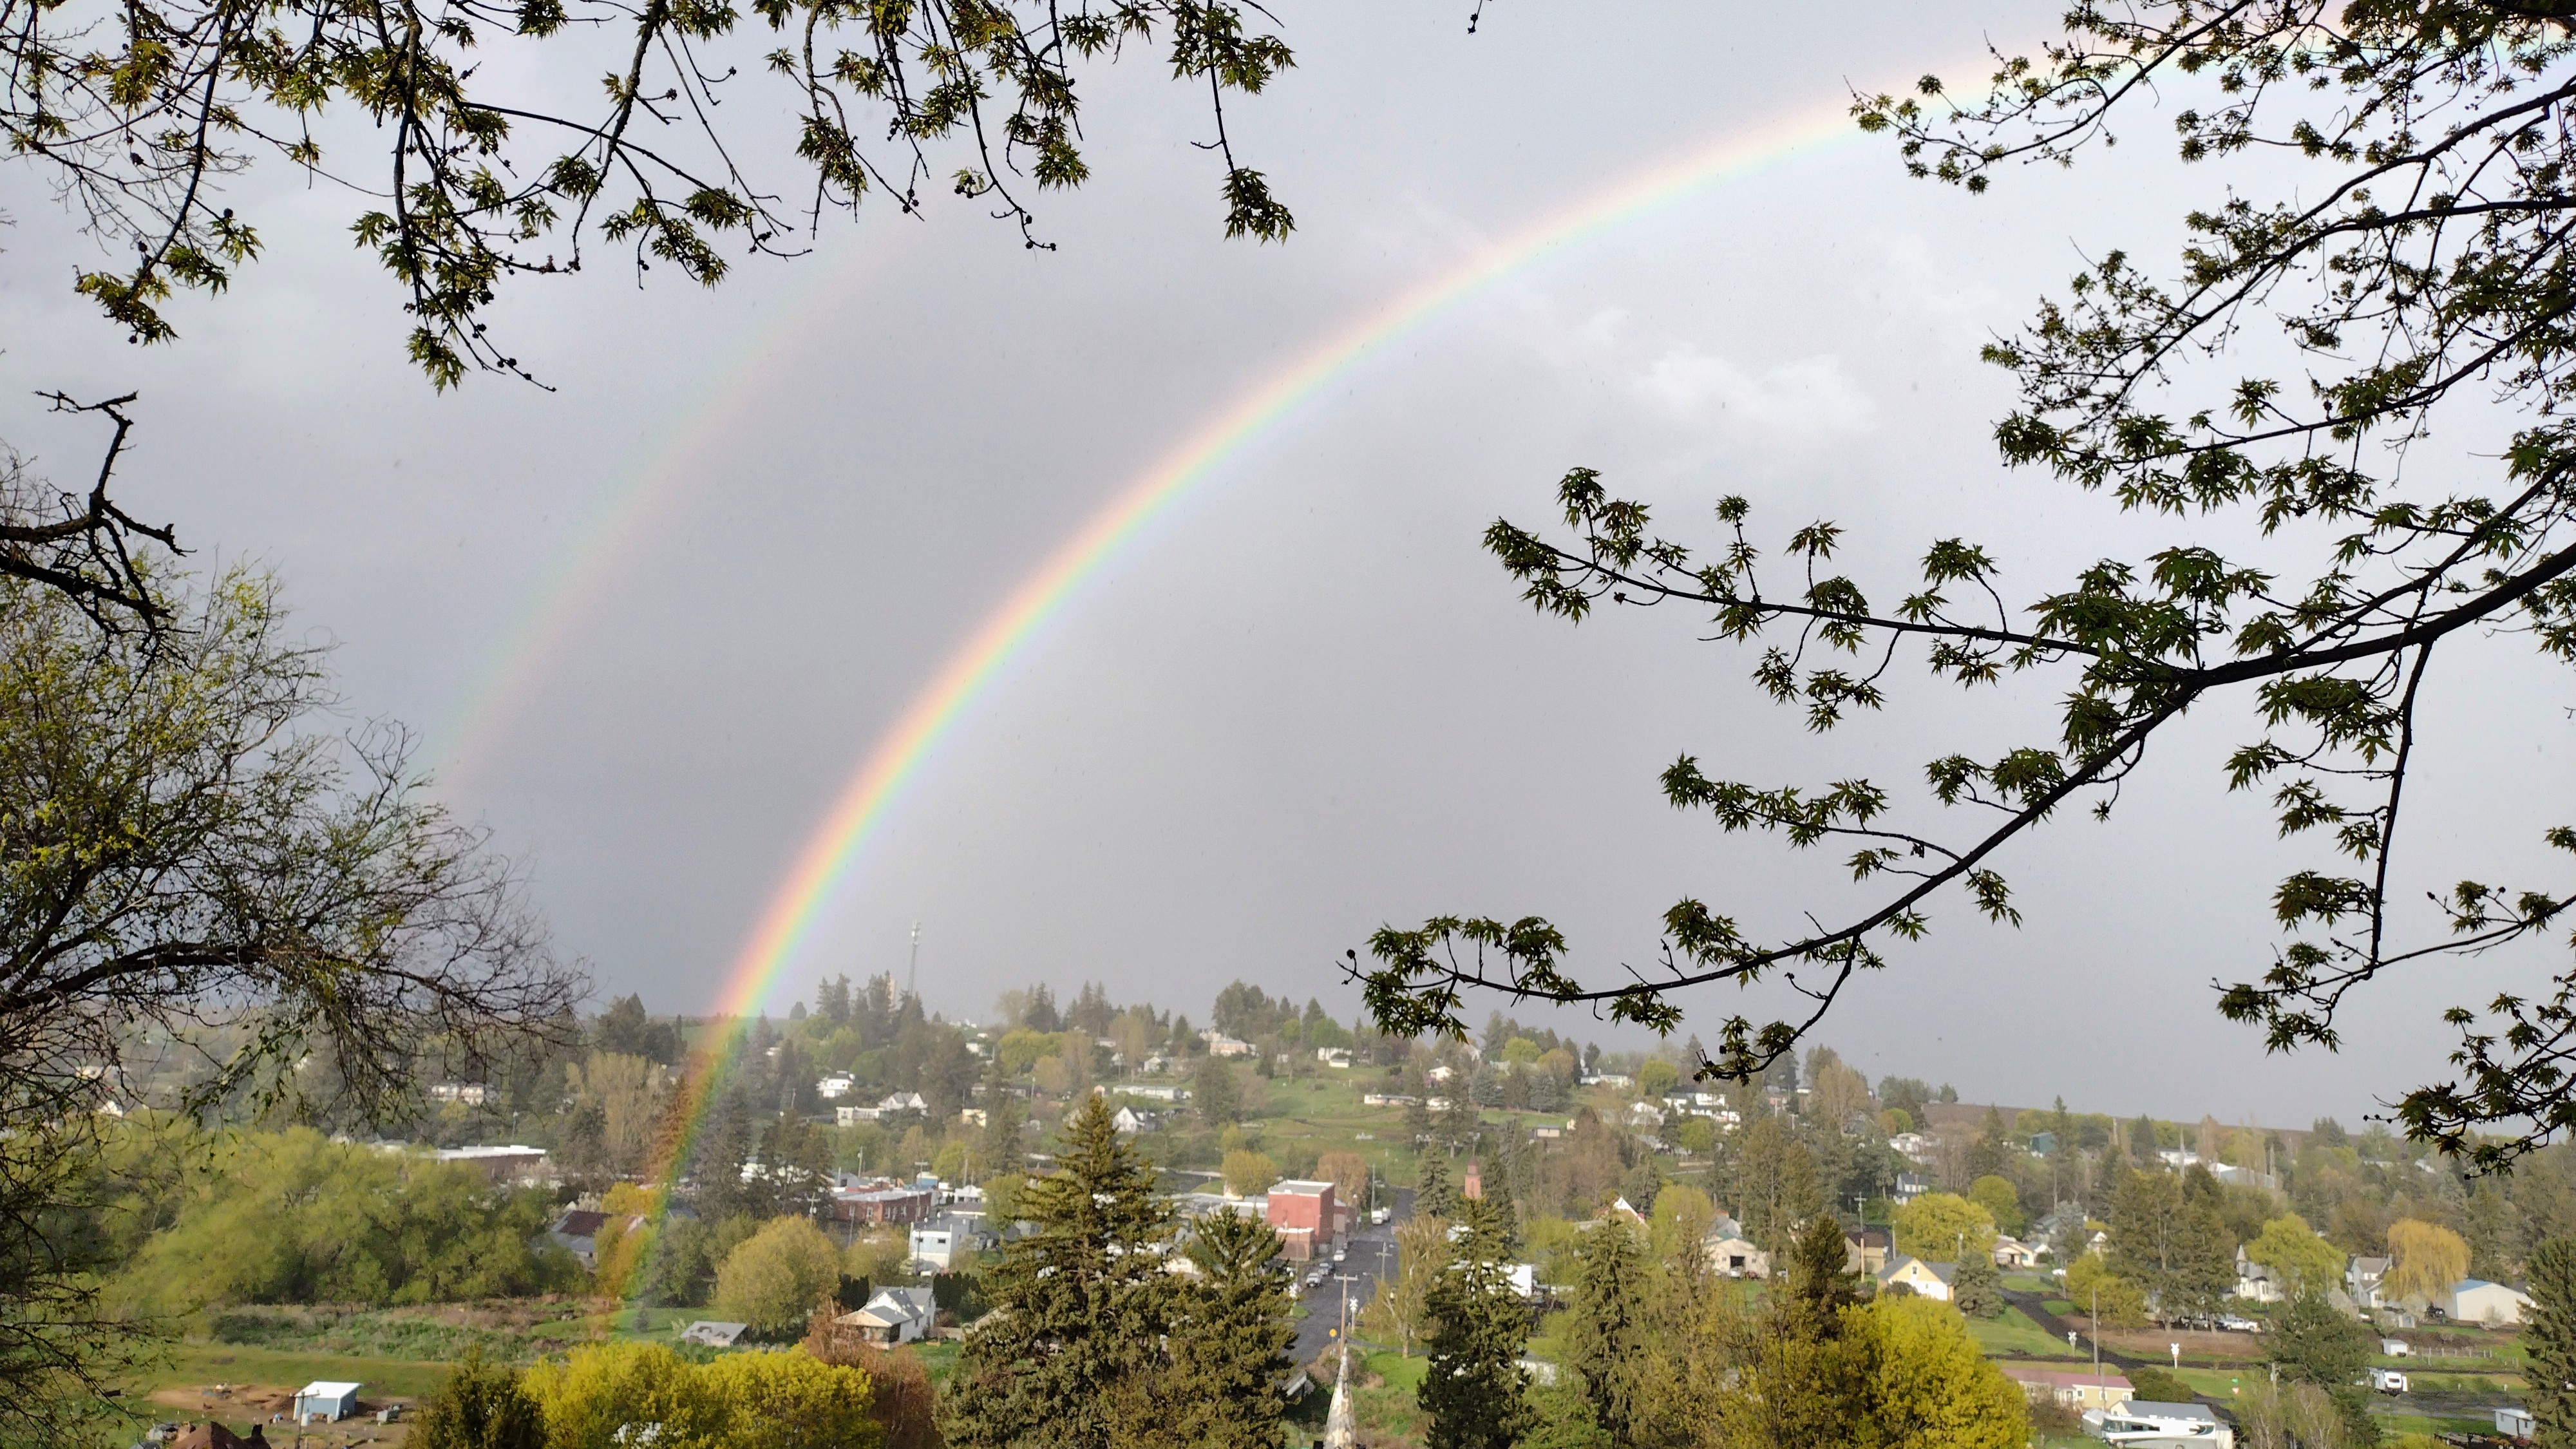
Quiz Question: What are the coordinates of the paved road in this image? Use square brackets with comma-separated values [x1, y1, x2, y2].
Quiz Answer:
[1289, 1189, 1414, 1371]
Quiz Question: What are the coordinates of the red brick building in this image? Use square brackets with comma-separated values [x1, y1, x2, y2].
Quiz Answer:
[1265, 1179, 1338, 1261]
[832, 1181, 935, 1225]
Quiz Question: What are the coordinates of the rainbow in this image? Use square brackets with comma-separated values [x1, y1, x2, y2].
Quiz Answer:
[701, 93, 1880, 1027]
[547, 79, 1965, 1271]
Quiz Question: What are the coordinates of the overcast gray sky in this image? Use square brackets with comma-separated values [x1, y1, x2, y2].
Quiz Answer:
[5, 2, 2568, 1127]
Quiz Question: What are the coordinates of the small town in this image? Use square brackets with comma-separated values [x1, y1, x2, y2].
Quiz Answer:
[5, 2, 2574, 1448]
[81, 978, 2576, 1448]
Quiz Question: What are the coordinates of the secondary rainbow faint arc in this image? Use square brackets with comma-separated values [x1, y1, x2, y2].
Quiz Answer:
[706, 93, 1880, 1023]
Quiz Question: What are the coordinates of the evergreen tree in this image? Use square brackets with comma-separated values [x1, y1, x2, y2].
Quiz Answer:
[1194, 1055, 1243, 1128]
[940, 1094, 1175, 1449]
[1170, 1208, 1298, 1448]
[2271, 1291, 2380, 1447]
[412, 1348, 544, 1449]
[2528, 1237, 2576, 1449]
[1560, 1214, 1650, 1443]
[1949, 1250, 2004, 1319]
[1421, 1195, 1535, 1449]
[1417, 1153, 1458, 1221]
[1780, 1213, 1862, 1330]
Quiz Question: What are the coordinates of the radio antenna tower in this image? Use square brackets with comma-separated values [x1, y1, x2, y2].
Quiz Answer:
[907, 922, 921, 999]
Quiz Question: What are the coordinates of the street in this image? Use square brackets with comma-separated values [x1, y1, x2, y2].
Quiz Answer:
[1290, 1188, 1412, 1370]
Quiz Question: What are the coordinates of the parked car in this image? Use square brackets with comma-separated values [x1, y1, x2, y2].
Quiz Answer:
[2218, 1315, 2261, 1332]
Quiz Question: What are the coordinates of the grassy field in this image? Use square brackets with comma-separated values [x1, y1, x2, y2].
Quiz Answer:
[1969, 1306, 2085, 1360]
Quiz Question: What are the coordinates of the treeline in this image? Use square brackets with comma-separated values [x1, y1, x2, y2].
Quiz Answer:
[84, 1122, 580, 1313]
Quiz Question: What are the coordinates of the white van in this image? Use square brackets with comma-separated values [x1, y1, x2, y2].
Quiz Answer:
[2370, 1368, 2409, 1394]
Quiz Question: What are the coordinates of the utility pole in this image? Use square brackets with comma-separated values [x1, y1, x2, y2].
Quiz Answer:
[907, 922, 921, 1000]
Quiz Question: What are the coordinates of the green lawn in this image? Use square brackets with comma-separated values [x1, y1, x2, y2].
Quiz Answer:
[1969, 1307, 2084, 1360]
[1366, 1350, 1430, 1393]
[128, 1342, 457, 1401]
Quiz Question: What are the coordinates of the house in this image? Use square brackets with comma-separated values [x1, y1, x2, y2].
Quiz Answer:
[2083, 1401, 2235, 1448]
[1585, 1072, 1634, 1089]
[2000, 1366, 2134, 1412]
[878, 1091, 928, 1114]
[1877, 1255, 1955, 1302]
[2233, 1246, 2285, 1304]
[2027, 1131, 2060, 1155]
[1844, 1227, 1891, 1276]
[1361, 1093, 1420, 1107]
[677, 1320, 748, 1347]
[840, 1287, 936, 1344]
[1701, 1233, 1771, 1279]
[1626, 1102, 1665, 1128]
[837, 1104, 877, 1126]
[2347, 1256, 2391, 1309]
[1992, 1235, 2041, 1269]
[293, 1382, 361, 1423]
[546, 1208, 644, 1269]
[428, 1082, 488, 1106]
[1201, 1032, 1256, 1058]
[1426, 1065, 1456, 1083]
[816, 1074, 855, 1100]
[2498, 1406, 2536, 1437]
[1892, 1171, 1932, 1205]
[911, 1219, 963, 1271]
[1316, 1047, 1353, 1068]
[1122, 1083, 1188, 1103]
[2442, 1278, 2535, 1326]
[958, 1106, 988, 1128]
[1265, 1179, 1339, 1261]
[435, 1144, 551, 1184]
[1888, 1132, 1936, 1164]
[1110, 1106, 1160, 1135]
[2155, 1148, 2204, 1170]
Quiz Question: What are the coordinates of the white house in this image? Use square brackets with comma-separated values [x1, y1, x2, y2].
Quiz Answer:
[2083, 1401, 2234, 1448]
[1888, 1132, 1936, 1164]
[1316, 1047, 1353, 1068]
[1626, 1102, 1665, 1128]
[1201, 1032, 1255, 1058]
[879, 1091, 927, 1113]
[1893, 1171, 1932, 1205]
[840, 1287, 936, 1344]
[294, 1382, 361, 1423]
[1110, 1106, 1160, 1135]
[2347, 1255, 2391, 1309]
[2233, 1246, 2286, 1304]
[1701, 1233, 1772, 1279]
[816, 1074, 856, 1100]
[2442, 1278, 2534, 1326]
[1877, 1256, 1955, 1302]
[1992, 1235, 2041, 1269]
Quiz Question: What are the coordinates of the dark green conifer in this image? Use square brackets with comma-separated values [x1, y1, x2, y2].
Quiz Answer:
[2527, 1237, 2576, 1449]
[939, 1094, 1174, 1449]
[1560, 1213, 1649, 1442]
[1168, 1207, 1299, 1448]
[1421, 1195, 1535, 1449]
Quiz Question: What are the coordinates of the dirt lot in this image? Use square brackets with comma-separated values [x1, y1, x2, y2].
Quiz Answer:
[142, 1382, 417, 1448]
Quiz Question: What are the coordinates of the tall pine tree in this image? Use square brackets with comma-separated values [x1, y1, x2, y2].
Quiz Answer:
[1421, 1195, 1535, 1449]
[940, 1094, 1175, 1449]
[1169, 1208, 1299, 1448]
[1560, 1213, 1650, 1443]
[2528, 1237, 2576, 1449]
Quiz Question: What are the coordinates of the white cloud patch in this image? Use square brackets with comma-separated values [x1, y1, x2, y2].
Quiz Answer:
[1636, 346, 1875, 437]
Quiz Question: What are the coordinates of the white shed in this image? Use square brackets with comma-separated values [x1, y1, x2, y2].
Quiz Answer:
[294, 1381, 361, 1422]
[2498, 1406, 2536, 1437]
